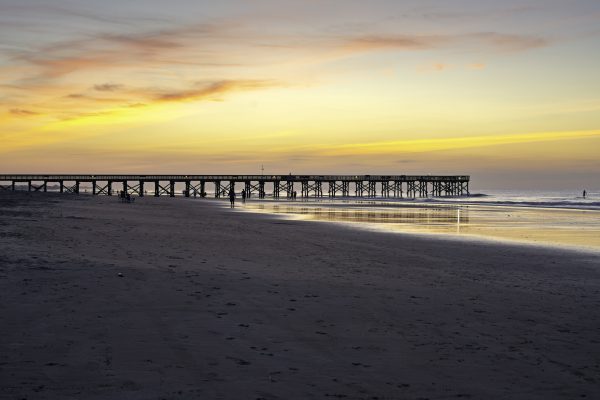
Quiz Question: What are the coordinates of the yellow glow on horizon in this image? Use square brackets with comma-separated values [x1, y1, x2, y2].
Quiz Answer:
[315, 130, 600, 156]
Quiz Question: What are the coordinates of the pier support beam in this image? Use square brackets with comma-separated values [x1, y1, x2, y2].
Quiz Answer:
[302, 181, 323, 197]
[214, 180, 221, 198]
[407, 181, 415, 198]
[354, 181, 364, 197]
[381, 181, 390, 197]
[367, 181, 376, 197]
[392, 181, 403, 198]
[342, 181, 349, 197]
[328, 181, 345, 197]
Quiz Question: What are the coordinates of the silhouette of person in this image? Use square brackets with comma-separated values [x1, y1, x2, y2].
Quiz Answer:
[229, 188, 235, 208]
[583, 190, 587, 198]
[293, 190, 297, 200]
[241, 189, 246, 203]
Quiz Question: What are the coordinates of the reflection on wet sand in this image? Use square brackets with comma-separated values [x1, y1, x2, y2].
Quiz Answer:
[263, 205, 466, 225]
[243, 201, 600, 251]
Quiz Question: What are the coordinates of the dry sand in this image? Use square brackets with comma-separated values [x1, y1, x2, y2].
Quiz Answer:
[1, 192, 599, 399]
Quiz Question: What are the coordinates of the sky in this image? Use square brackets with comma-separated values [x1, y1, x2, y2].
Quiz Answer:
[1, 0, 599, 189]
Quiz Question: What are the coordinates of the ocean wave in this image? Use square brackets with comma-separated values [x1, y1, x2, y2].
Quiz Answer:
[422, 198, 600, 210]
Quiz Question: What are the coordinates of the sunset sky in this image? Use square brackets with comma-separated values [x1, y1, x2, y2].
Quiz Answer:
[1, 0, 599, 188]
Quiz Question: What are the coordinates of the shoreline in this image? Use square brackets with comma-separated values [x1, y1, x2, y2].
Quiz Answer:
[239, 196, 600, 210]
[2, 191, 600, 399]
[5, 188, 600, 211]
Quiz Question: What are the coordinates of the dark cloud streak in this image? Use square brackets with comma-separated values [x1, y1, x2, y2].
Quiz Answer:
[94, 83, 124, 92]
[152, 80, 278, 102]
[9, 108, 39, 116]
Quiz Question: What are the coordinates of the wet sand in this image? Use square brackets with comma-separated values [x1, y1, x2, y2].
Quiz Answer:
[1, 192, 599, 399]
[243, 200, 600, 251]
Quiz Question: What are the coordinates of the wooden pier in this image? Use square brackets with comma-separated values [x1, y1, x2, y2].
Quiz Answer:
[0, 174, 470, 198]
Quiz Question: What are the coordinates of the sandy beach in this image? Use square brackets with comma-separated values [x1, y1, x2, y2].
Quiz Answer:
[1, 192, 599, 400]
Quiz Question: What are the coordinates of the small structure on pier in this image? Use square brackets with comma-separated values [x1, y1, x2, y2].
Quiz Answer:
[0, 174, 470, 198]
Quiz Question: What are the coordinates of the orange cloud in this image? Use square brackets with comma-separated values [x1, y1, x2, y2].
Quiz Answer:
[24, 54, 123, 79]
[474, 32, 548, 51]
[468, 62, 486, 70]
[342, 34, 445, 53]
[341, 32, 549, 55]
[418, 62, 450, 72]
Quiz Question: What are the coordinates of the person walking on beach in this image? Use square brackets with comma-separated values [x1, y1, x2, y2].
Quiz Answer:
[229, 188, 236, 208]
[583, 189, 587, 198]
[241, 189, 246, 203]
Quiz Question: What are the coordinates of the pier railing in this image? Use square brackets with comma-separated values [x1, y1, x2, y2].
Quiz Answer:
[0, 174, 470, 198]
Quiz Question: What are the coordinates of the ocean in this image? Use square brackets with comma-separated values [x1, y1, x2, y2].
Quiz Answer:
[421, 189, 600, 210]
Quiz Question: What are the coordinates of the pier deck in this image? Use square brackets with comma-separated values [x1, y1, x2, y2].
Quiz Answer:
[0, 174, 470, 198]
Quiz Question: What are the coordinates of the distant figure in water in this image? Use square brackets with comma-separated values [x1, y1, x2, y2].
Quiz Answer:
[241, 189, 246, 203]
[583, 190, 587, 198]
[229, 188, 235, 208]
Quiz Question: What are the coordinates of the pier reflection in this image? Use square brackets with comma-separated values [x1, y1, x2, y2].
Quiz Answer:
[246, 203, 467, 234]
